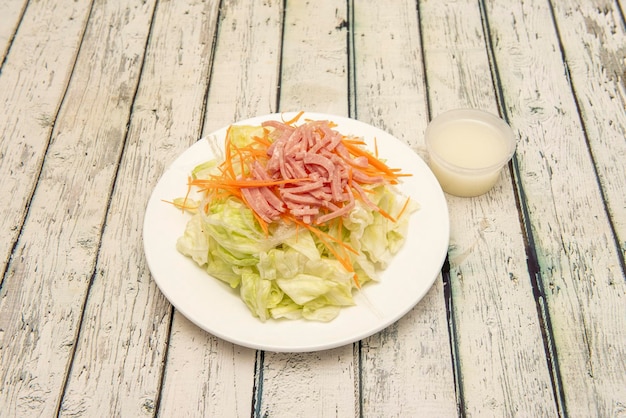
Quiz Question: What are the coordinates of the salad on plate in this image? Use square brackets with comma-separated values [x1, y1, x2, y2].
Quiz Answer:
[172, 112, 418, 322]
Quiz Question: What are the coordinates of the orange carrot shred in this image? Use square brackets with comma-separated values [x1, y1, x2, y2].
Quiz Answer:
[283, 111, 305, 125]
[396, 196, 412, 220]
[176, 114, 414, 287]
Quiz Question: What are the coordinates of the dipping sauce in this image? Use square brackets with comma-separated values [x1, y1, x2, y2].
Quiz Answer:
[425, 109, 516, 197]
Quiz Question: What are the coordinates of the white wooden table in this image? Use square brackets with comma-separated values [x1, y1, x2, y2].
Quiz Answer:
[1, 0, 625, 416]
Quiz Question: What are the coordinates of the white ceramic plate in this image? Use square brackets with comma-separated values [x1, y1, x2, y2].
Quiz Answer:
[143, 112, 449, 352]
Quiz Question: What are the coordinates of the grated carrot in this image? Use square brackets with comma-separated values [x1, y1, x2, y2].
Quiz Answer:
[178, 115, 413, 286]
[282, 110, 305, 125]
[396, 196, 412, 220]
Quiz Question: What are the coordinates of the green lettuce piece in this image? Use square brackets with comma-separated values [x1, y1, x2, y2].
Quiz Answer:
[176, 161, 417, 322]
[302, 301, 341, 322]
[176, 214, 209, 266]
[239, 272, 284, 322]
[228, 125, 267, 147]
[345, 186, 418, 272]
[191, 160, 219, 179]
[269, 298, 303, 320]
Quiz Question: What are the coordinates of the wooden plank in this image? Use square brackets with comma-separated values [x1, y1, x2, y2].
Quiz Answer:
[156, 0, 283, 416]
[200, 0, 283, 134]
[276, 0, 350, 117]
[0, 0, 91, 286]
[56, 1, 225, 416]
[546, 0, 626, 414]
[420, 0, 559, 416]
[159, 317, 257, 417]
[254, 1, 358, 417]
[351, 0, 457, 416]
[483, 0, 626, 416]
[0, 0, 157, 415]
[0, 0, 27, 61]
[551, 0, 626, 263]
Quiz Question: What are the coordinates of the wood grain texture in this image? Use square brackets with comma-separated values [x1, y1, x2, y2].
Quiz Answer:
[549, 0, 626, 414]
[0, 0, 91, 288]
[0, 0, 157, 415]
[158, 0, 283, 415]
[160, 317, 257, 418]
[484, 0, 626, 416]
[0, 1, 623, 417]
[421, 0, 558, 416]
[0, 3, 156, 416]
[258, 348, 358, 417]
[277, 0, 350, 116]
[56, 0, 223, 416]
[551, 0, 626, 263]
[351, 0, 457, 416]
[1, 2, 161, 415]
[353, 0, 429, 150]
[201, 0, 284, 134]
[0, 0, 27, 61]
[255, 1, 357, 417]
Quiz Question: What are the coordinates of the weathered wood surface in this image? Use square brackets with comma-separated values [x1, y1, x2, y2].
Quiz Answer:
[0, 0, 92, 287]
[0, 0, 624, 416]
[353, 1, 457, 416]
[0, 0, 27, 61]
[58, 0, 222, 416]
[484, 0, 626, 416]
[1, 0, 157, 416]
[420, 0, 557, 416]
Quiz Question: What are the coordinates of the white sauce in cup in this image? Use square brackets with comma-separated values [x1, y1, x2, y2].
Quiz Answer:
[425, 109, 516, 197]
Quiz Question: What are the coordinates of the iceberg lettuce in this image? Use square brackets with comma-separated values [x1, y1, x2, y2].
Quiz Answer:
[176, 188, 416, 322]
[175, 124, 418, 322]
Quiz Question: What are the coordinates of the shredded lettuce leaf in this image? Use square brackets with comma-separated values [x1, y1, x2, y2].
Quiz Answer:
[175, 124, 418, 322]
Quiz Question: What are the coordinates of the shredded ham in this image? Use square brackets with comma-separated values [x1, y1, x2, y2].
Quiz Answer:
[235, 117, 358, 224]
[185, 115, 404, 230]
[214, 117, 384, 226]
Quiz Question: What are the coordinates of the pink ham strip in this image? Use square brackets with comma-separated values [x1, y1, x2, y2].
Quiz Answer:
[350, 155, 369, 168]
[248, 162, 285, 214]
[241, 186, 281, 223]
[239, 118, 389, 225]
[291, 206, 319, 217]
[351, 182, 378, 212]
[303, 153, 335, 176]
[281, 192, 321, 206]
[282, 179, 324, 194]
[285, 155, 308, 178]
[316, 188, 355, 224]
[351, 169, 384, 184]
[259, 187, 285, 213]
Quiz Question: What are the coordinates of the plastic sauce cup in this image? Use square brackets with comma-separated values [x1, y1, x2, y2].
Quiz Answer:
[425, 109, 516, 197]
